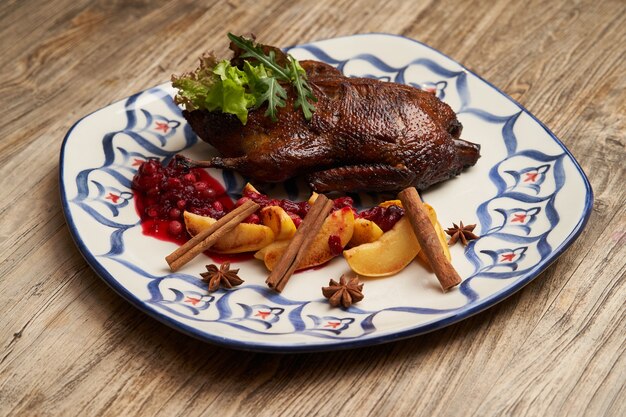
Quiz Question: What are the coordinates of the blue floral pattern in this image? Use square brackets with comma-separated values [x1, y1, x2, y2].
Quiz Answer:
[59, 34, 592, 351]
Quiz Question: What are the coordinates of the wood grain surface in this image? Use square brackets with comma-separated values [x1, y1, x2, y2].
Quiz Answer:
[1, 0, 625, 416]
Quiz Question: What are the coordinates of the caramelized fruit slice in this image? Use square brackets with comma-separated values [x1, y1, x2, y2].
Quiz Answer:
[259, 206, 297, 240]
[343, 216, 419, 277]
[255, 207, 355, 271]
[348, 218, 384, 247]
[184, 211, 275, 254]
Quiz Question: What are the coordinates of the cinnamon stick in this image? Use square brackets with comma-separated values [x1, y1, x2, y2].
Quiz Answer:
[266, 194, 333, 292]
[165, 199, 260, 272]
[398, 187, 462, 291]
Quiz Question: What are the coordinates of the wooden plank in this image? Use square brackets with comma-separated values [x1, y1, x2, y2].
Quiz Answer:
[0, 0, 624, 416]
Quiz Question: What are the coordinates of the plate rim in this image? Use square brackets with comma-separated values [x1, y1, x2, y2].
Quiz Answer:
[59, 32, 594, 353]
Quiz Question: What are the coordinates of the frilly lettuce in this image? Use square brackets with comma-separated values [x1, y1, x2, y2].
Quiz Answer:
[171, 34, 315, 124]
[172, 52, 289, 124]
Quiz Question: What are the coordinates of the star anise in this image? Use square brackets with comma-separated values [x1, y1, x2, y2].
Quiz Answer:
[200, 262, 244, 292]
[446, 221, 479, 246]
[322, 275, 364, 308]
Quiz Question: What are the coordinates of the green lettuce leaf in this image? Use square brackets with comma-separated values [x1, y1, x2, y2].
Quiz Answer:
[172, 35, 317, 124]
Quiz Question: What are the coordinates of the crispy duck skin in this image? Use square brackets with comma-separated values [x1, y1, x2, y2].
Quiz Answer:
[183, 60, 480, 192]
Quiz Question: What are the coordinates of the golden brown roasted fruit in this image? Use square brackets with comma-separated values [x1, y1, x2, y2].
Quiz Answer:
[255, 207, 355, 271]
[348, 218, 384, 247]
[259, 206, 297, 240]
[343, 217, 419, 277]
[184, 211, 275, 254]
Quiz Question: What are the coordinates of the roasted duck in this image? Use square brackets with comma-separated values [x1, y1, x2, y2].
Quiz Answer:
[177, 37, 480, 193]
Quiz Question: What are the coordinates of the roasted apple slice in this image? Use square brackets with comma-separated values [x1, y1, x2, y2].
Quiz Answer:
[343, 216, 420, 277]
[373, 199, 449, 260]
[242, 182, 261, 195]
[378, 199, 403, 208]
[259, 206, 297, 240]
[184, 211, 275, 254]
[348, 218, 384, 247]
[255, 207, 355, 271]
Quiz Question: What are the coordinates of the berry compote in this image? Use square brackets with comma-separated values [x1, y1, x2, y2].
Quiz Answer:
[132, 156, 405, 250]
[132, 156, 234, 243]
[358, 205, 405, 232]
[235, 189, 362, 229]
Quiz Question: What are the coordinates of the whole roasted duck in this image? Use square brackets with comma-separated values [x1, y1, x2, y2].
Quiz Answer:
[180, 42, 480, 193]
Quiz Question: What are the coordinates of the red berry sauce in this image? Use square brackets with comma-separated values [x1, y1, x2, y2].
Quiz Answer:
[236, 188, 312, 227]
[132, 156, 405, 256]
[132, 157, 234, 244]
[327, 234, 343, 256]
[358, 205, 405, 232]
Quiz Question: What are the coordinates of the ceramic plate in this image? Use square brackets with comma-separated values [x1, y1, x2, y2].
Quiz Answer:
[60, 33, 592, 352]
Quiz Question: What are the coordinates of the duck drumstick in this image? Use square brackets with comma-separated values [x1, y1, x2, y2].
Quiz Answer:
[398, 187, 462, 291]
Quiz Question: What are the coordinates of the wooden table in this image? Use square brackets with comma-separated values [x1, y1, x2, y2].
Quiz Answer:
[1, 0, 624, 415]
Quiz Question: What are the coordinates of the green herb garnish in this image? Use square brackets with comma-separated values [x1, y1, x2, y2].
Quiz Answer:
[288, 56, 317, 120]
[171, 34, 317, 124]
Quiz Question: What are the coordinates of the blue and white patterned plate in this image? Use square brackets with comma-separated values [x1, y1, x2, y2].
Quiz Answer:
[60, 33, 592, 352]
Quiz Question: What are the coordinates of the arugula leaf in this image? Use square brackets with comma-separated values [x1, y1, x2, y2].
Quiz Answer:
[228, 33, 317, 120]
[227, 33, 291, 80]
[243, 61, 287, 121]
[288, 56, 317, 120]
[259, 77, 288, 121]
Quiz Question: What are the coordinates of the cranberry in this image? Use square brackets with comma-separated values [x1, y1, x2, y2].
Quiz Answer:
[143, 174, 162, 189]
[235, 197, 251, 207]
[244, 213, 260, 224]
[279, 199, 300, 213]
[140, 160, 158, 175]
[146, 207, 158, 218]
[132, 157, 234, 242]
[166, 177, 182, 190]
[205, 188, 217, 199]
[146, 186, 160, 197]
[244, 191, 271, 207]
[328, 235, 343, 256]
[169, 208, 181, 219]
[297, 201, 311, 217]
[287, 212, 302, 228]
[333, 196, 354, 209]
[182, 173, 196, 183]
[194, 181, 208, 191]
[359, 205, 404, 232]
[168, 220, 183, 236]
[189, 206, 204, 216]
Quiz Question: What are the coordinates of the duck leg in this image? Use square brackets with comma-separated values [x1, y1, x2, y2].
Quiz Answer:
[176, 154, 249, 171]
[307, 164, 416, 193]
